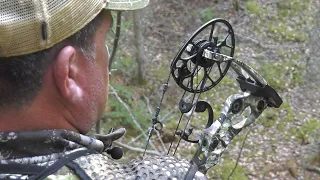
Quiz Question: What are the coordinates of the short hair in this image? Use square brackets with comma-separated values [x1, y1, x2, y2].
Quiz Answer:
[0, 12, 104, 110]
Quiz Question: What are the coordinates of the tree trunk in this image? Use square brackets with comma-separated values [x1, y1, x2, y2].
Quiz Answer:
[306, 10, 320, 87]
[133, 11, 145, 85]
[293, 10, 320, 112]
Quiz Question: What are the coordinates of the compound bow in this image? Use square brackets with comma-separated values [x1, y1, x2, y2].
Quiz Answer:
[143, 18, 283, 179]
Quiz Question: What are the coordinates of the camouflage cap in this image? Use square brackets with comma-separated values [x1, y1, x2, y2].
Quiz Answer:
[106, 0, 149, 11]
[0, 0, 149, 57]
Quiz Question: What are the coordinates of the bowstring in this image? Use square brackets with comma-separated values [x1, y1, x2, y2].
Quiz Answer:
[166, 95, 187, 155]
[166, 65, 203, 155]
[167, 58, 202, 155]
[173, 93, 201, 156]
[172, 66, 214, 156]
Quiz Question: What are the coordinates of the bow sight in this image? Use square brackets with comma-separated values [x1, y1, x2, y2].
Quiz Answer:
[144, 18, 283, 179]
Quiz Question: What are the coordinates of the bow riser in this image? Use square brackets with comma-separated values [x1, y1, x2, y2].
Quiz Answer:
[190, 93, 267, 174]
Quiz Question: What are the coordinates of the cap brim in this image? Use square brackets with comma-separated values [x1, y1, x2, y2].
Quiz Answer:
[104, 0, 149, 11]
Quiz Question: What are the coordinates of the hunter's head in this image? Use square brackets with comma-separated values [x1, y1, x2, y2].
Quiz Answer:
[0, 0, 149, 133]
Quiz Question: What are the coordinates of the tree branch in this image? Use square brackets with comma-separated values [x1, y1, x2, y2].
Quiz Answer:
[143, 94, 153, 115]
[128, 110, 175, 145]
[303, 164, 320, 174]
[155, 129, 168, 152]
[109, 85, 160, 152]
[114, 141, 162, 156]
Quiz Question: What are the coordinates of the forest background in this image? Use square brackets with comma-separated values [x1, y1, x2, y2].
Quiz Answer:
[94, 0, 320, 179]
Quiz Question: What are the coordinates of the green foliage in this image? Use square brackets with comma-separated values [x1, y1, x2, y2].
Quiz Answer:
[111, 55, 137, 80]
[305, 152, 320, 165]
[103, 84, 150, 137]
[296, 117, 320, 143]
[212, 158, 249, 180]
[286, 61, 305, 88]
[246, 0, 310, 43]
[277, 102, 296, 136]
[278, 0, 308, 13]
[221, 76, 236, 87]
[291, 53, 300, 60]
[233, 130, 248, 143]
[276, 50, 302, 61]
[258, 61, 305, 91]
[111, 53, 147, 85]
[198, 8, 216, 23]
[259, 63, 286, 91]
[149, 60, 170, 82]
[260, 109, 278, 128]
[267, 25, 308, 42]
[280, 104, 320, 144]
[245, 1, 265, 16]
[301, 117, 320, 137]
[281, 102, 295, 123]
[257, 101, 299, 138]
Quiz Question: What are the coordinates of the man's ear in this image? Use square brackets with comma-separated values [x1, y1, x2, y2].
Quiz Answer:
[53, 46, 83, 102]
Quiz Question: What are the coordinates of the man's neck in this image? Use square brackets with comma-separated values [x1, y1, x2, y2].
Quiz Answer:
[0, 89, 77, 133]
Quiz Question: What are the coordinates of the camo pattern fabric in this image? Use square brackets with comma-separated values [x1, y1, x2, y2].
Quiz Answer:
[0, 130, 207, 179]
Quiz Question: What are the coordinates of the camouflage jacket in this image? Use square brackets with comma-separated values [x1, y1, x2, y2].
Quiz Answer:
[0, 129, 207, 180]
